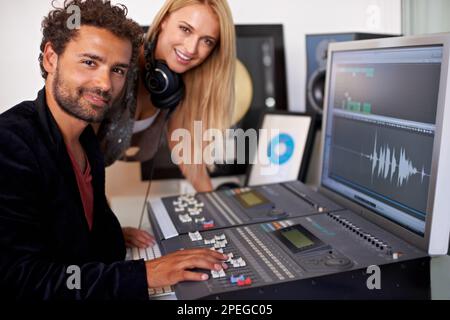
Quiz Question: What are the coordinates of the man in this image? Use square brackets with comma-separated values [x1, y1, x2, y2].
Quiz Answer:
[0, 0, 227, 300]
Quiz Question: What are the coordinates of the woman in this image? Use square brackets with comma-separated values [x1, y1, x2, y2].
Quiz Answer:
[97, 0, 236, 248]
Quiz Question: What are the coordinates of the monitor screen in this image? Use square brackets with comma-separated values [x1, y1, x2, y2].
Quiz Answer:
[321, 44, 443, 236]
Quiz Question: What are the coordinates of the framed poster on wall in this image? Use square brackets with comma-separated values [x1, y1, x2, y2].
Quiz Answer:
[245, 111, 315, 186]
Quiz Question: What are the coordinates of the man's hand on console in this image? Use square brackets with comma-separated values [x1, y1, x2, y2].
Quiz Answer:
[145, 249, 228, 287]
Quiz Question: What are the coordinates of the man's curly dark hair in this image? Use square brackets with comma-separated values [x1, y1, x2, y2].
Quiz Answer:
[39, 0, 143, 79]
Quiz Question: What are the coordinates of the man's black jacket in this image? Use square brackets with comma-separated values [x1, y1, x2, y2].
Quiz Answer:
[0, 88, 148, 300]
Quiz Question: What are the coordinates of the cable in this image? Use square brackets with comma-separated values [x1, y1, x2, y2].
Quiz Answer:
[137, 109, 172, 230]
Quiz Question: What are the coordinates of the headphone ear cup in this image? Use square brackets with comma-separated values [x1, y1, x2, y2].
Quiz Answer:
[151, 75, 185, 112]
[144, 60, 185, 112]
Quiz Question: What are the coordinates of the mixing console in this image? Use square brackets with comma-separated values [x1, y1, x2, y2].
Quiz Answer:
[161, 210, 429, 299]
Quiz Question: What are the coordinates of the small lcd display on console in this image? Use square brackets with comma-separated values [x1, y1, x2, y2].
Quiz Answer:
[282, 229, 314, 249]
[235, 190, 270, 208]
[274, 224, 324, 253]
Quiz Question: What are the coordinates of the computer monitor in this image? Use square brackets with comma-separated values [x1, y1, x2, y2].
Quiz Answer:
[319, 33, 450, 255]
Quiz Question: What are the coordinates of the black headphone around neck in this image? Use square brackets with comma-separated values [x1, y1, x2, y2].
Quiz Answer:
[143, 36, 185, 113]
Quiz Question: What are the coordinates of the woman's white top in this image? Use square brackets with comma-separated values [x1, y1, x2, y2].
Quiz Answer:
[132, 109, 161, 134]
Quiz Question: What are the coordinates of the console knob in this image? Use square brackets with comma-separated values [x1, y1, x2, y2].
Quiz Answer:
[268, 208, 288, 218]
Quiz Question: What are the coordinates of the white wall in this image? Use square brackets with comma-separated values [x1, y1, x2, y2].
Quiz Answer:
[403, 0, 450, 35]
[0, 0, 401, 113]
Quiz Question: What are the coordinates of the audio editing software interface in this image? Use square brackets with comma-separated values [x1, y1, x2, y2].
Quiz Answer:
[322, 45, 442, 235]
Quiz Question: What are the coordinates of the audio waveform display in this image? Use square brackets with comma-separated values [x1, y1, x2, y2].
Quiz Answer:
[327, 116, 434, 217]
[367, 132, 429, 187]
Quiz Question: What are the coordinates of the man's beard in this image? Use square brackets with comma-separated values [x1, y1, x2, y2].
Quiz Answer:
[53, 67, 114, 123]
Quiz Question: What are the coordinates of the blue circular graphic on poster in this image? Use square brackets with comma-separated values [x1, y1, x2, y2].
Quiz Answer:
[267, 133, 295, 165]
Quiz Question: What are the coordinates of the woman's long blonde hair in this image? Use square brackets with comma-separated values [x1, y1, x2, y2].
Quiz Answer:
[146, 0, 236, 173]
